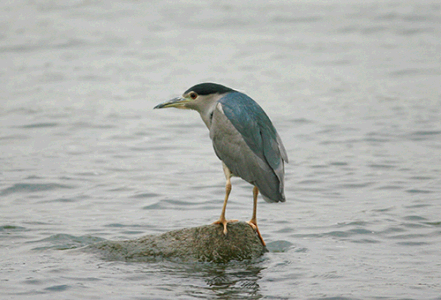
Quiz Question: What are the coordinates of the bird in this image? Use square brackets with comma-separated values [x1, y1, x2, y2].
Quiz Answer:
[154, 83, 288, 246]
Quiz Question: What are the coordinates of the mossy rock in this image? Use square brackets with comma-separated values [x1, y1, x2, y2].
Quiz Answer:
[86, 222, 267, 263]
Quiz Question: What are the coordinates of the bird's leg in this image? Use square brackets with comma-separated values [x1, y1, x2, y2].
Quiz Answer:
[213, 165, 237, 234]
[247, 186, 266, 246]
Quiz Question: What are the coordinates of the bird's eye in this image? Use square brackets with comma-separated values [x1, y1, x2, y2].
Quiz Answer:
[190, 92, 198, 99]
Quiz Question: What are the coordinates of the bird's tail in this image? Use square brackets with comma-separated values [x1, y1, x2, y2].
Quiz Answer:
[261, 191, 286, 203]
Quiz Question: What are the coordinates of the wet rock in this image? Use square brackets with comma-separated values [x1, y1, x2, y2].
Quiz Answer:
[86, 222, 267, 263]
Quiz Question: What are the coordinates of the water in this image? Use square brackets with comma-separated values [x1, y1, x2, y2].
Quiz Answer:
[1, 0, 441, 299]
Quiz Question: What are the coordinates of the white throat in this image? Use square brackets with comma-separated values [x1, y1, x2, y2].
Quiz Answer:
[194, 93, 228, 129]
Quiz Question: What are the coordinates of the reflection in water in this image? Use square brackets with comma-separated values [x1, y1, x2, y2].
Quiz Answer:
[157, 261, 265, 299]
[203, 264, 264, 299]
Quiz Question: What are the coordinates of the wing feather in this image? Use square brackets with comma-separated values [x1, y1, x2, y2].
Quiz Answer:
[210, 92, 287, 202]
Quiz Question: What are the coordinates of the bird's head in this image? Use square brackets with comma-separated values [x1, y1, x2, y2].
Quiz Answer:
[154, 83, 235, 111]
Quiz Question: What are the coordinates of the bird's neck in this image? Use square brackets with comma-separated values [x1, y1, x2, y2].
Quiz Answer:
[199, 107, 215, 129]
[196, 93, 226, 129]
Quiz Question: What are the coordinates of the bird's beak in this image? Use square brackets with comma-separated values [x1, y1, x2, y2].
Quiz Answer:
[154, 96, 190, 109]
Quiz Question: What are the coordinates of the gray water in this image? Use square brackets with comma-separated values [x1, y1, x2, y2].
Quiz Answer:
[1, 0, 441, 299]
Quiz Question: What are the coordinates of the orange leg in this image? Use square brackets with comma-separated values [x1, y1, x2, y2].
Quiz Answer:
[247, 186, 266, 246]
[212, 164, 237, 234]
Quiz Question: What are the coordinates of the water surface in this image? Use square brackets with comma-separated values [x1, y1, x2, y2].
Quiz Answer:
[1, 0, 441, 299]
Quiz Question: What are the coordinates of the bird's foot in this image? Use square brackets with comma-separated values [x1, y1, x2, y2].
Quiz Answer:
[212, 218, 238, 235]
[247, 220, 266, 246]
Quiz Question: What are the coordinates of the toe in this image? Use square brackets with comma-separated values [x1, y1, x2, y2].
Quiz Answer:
[247, 221, 257, 230]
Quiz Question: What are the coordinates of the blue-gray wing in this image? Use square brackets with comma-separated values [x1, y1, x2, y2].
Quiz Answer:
[210, 92, 288, 202]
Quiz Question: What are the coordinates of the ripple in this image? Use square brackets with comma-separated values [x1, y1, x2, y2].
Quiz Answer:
[131, 192, 160, 199]
[31, 234, 105, 250]
[0, 134, 29, 141]
[411, 130, 441, 136]
[271, 15, 323, 24]
[290, 117, 314, 124]
[387, 233, 430, 242]
[423, 221, 441, 226]
[326, 231, 351, 238]
[338, 182, 375, 189]
[1, 183, 75, 196]
[143, 199, 203, 210]
[376, 185, 403, 190]
[298, 179, 324, 185]
[396, 241, 430, 246]
[379, 226, 406, 235]
[329, 161, 348, 166]
[406, 188, 433, 194]
[351, 238, 381, 244]
[15, 122, 59, 129]
[403, 215, 428, 222]
[343, 221, 370, 227]
[369, 163, 396, 169]
[0, 225, 27, 232]
[407, 130, 441, 141]
[266, 240, 293, 253]
[41, 197, 79, 203]
[44, 285, 70, 292]
[409, 176, 434, 181]
[372, 206, 396, 213]
[0, 38, 92, 54]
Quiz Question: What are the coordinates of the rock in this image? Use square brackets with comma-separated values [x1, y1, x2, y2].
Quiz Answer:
[86, 222, 267, 263]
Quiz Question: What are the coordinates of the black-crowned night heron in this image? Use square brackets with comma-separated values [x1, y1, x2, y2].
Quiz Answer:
[154, 83, 288, 245]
